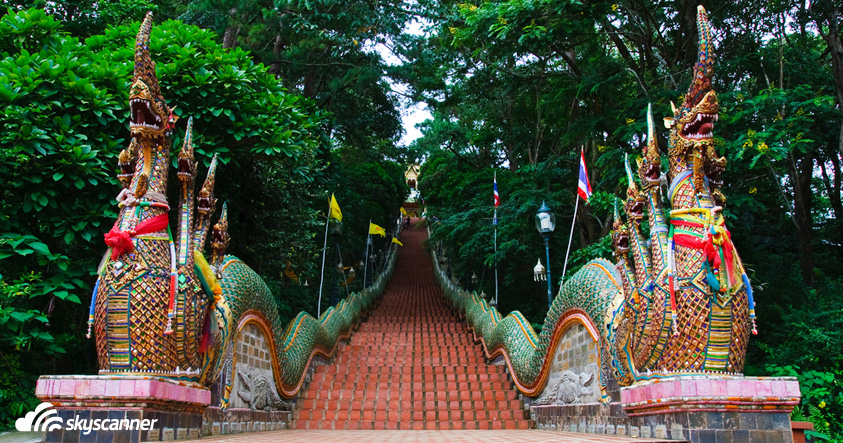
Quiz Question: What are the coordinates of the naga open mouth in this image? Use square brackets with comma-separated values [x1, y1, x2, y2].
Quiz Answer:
[177, 156, 194, 183]
[614, 232, 629, 254]
[197, 190, 214, 215]
[640, 162, 661, 188]
[130, 98, 164, 132]
[705, 160, 725, 188]
[118, 159, 135, 182]
[117, 139, 138, 187]
[681, 112, 718, 140]
[625, 198, 645, 220]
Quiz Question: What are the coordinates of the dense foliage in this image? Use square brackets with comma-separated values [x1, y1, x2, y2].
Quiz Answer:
[413, 0, 843, 437]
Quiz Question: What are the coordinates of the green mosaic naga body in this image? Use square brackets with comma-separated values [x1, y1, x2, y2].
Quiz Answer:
[434, 6, 755, 400]
[90, 13, 395, 407]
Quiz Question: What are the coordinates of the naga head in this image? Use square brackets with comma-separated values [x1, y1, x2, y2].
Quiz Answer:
[210, 202, 230, 266]
[623, 154, 645, 220]
[115, 12, 175, 199]
[117, 138, 139, 188]
[705, 145, 728, 205]
[667, 6, 726, 195]
[638, 104, 662, 190]
[197, 155, 219, 216]
[130, 13, 171, 140]
[178, 117, 196, 185]
[611, 199, 630, 259]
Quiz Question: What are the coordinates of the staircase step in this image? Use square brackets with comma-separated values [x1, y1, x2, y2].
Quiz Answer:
[293, 219, 532, 430]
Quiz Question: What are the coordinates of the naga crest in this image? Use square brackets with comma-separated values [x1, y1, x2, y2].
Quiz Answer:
[611, 200, 629, 259]
[666, 6, 726, 198]
[210, 203, 230, 267]
[623, 154, 645, 221]
[130, 14, 171, 139]
[196, 158, 218, 217]
[638, 104, 662, 190]
[177, 118, 196, 185]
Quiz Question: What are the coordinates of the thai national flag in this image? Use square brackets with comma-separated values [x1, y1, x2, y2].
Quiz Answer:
[578, 148, 592, 203]
[493, 172, 500, 207]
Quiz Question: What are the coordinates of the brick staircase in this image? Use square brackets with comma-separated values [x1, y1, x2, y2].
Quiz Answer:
[294, 219, 532, 430]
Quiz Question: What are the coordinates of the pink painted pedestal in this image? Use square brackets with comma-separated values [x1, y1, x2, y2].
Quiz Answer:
[620, 375, 801, 442]
[37, 375, 211, 442]
[620, 375, 800, 415]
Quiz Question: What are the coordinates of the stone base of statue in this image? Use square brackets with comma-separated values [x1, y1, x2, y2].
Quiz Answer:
[36, 375, 210, 442]
[532, 375, 801, 441]
[202, 407, 291, 436]
[620, 375, 800, 441]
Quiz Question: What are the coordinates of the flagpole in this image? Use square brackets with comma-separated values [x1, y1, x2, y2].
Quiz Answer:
[317, 199, 330, 318]
[363, 220, 371, 288]
[560, 196, 580, 291]
[494, 207, 499, 306]
[339, 243, 350, 299]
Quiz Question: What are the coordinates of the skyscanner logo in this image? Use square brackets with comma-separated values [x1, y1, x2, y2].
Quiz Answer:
[16, 403, 158, 434]
[15, 403, 63, 432]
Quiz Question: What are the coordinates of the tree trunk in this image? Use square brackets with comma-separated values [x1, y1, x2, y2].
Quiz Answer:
[820, 154, 843, 219]
[303, 70, 315, 98]
[815, 6, 843, 156]
[222, 8, 239, 49]
[269, 34, 283, 76]
[790, 153, 816, 286]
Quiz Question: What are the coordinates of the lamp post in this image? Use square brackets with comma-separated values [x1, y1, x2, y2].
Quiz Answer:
[328, 220, 342, 306]
[535, 201, 556, 306]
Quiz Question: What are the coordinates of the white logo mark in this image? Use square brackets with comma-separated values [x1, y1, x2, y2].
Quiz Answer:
[15, 403, 63, 432]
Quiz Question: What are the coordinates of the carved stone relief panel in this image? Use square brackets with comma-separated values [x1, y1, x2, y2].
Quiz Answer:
[535, 321, 601, 405]
[231, 323, 289, 410]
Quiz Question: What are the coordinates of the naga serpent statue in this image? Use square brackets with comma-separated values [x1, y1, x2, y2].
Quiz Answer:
[88, 13, 396, 408]
[433, 6, 756, 401]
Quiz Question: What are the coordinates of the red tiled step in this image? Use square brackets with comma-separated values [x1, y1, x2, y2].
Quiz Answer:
[293, 219, 532, 430]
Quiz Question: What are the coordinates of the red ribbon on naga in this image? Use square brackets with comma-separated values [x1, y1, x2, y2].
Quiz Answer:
[104, 214, 169, 259]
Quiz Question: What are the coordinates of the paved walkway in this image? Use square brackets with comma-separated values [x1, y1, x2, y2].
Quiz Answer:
[183, 429, 669, 442]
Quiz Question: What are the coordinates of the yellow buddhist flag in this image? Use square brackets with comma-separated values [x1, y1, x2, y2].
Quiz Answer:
[400, 207, 408, 216]
[329, 193, 342, 221]
[339, 274, 356, 287]
[369, 222, 386, 237]
[283, 261, 299, 283]
[391, 237, 403, 246]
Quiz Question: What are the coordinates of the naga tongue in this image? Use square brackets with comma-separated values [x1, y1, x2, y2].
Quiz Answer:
[699, 122, 713, 135]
